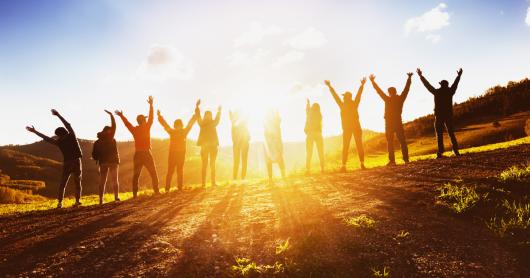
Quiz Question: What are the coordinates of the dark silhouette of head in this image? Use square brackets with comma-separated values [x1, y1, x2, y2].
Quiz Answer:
[439, 80, 449, 88]
[342, 92, 353, 102]
[97, 126, 112, 139]
[136, 115, 146, 125]
[204, 111, 213, 122]
[388, 87, 397, 96]
[173, 119, 183, 129]
[55, 127, 68, 138]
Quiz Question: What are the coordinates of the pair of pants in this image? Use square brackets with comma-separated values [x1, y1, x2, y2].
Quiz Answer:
[201, 145, 218, 186]
[385, 120, 409, 163]
[99, 163, 119, 201]
[342, 126, 364, 166]
[435, 116, 459, 155]
[306, 134, 324, 171]
[58, 158, 82, 202]
[133, 151, 159, 196]
[233, 141, 249, 179]
[166, 151, 185, 191]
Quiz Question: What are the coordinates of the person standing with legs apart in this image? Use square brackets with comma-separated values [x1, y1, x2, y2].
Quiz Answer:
[325, 78, 366, 171]
[157, 105, 196, 192]
[195, 100, 221, 187]
[417, 68, 463, 158]
[230, 110, 250, 184]
[369, 73, 413, 166]
[115, 96, 159, 197]
[264, 110, 286, 185]
[92, 110, 120, 204]
[26, 109, 83, 208]
[305, 99, 324, 174]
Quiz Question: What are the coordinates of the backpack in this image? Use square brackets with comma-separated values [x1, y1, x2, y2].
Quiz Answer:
[92, 140, 101, 162]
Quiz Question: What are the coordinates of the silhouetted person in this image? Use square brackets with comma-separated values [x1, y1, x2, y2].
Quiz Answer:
[325, 78, 366, 171]
[115, 96, 159, 197]
[92, 110, 120, 204]
[26, 109, 83, 208]
[264, 110, 286, 185]
[417, 68, 463, 158]
[195, 100, 221, 187]
[369, 73, 412, 165]
[305, 99, 324, 174]
[230, 110, 250, 183]
[158, 106, 196, 192]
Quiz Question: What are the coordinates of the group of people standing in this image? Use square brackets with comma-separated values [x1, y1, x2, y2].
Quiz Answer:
[25, 68, 463, 208]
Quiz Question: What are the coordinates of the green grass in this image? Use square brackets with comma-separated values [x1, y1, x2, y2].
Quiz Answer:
[436, 181, 481, 213]
[230, 257, 285, 276]
[371, 266, 391, 278]
[499, 164, 530, 183]
[275, 238, 291, 255]
[345, 215, 376, 229]
[0, 186, 46, 204]
[488, 199, 530, 237]
[394, 230, 410, 240]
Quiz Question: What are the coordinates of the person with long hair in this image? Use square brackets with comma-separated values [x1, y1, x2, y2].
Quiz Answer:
[92, 110, 120, 204]
[230, 110, 250, 183]
[264, 110, 286, 185]
[195, 100, 222, 187]
[305, 99, 324, 174]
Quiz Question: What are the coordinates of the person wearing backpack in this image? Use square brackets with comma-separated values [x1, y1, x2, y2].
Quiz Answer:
[92, 110, 120, 204]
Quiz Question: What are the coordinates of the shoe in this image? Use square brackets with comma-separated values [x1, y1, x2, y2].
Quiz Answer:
[99, 199, 103, 205]
[73, 201, 82, 207]
[386, 161, 396, 166]
[57, 202, 63, 209]
[114, 198, 121, 202]
[340, 166, 347, 172]
[454, 151, 461, 157]
[360, 163, 366, 170]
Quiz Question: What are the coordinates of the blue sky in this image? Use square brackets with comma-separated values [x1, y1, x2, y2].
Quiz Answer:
[1, 0, 530, 146]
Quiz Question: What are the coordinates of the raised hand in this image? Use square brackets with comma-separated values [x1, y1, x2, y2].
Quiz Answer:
[157, 110, 162, 117]
[324, 80, 331, 86]
[104, 109, 112, 115]
[114, 110, 123, 116]
[306, 98, 310, 105]
[360, 77, 367, 85]
[217, 106, 222, 112]
[195, 99, 201, 108]
[416, 68, 423, 76]
[51, 109, 59, 116]
[26, 125, 36, 133]
[457, 68, 463, 76]
[147, 96, 154, 105]
[369, 74, 376, 81]
[407, 72, 413, 78]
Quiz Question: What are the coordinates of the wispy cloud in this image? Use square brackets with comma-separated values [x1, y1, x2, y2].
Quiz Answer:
[234, 22, 282, 48]
[273, 51, 305, 68]
[227, 49, 270, 66]
[526, 7, 530, 26]
[405, 3, 450, 43]
[137, 45, 194, 81]
[286, 27, 327, 50]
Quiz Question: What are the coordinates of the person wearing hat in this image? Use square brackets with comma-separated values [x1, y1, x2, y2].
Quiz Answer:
[26, 109, 83, 208]
[417, 68, 463, 158]
[369, 72, 413, 165]
[115, 96, 160, 197]
[324, 78, 366, 171]
[92, 110, 120, 204]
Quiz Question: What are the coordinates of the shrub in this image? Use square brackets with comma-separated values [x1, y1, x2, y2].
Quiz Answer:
[345, 215, 376, 229]
[488, 200, 530, 237]
[0, 186, 46, 204]
[499, 165, 530, 183]
[437, 182, 481, 213]
[371, 266, 390, 278]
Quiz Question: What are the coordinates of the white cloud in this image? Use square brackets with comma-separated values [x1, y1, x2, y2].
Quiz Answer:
[426, 34, 441, 43]
[286, 27, 327, 50]
[227, 49, 270, 66]
[137, 45, 194, 80]
[289, 82, 326, 98]
[526, 7, 530, 26]
[405, 3, 450, 34]
[234, 22, 282, 48]
[273, 51, 305, 67]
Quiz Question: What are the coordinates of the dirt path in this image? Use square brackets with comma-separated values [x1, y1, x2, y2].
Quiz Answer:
[1, 145, 530, 277]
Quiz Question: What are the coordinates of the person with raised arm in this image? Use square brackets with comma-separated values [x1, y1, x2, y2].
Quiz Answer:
[157, 103, 197, 192]
[305, 99, 324, 174]
[229, 110, 250, 184]
[92, 110, 120, 204]
[26, 109, 83, 208]
[264, 109, 286, 185]
[195, 100, 222, 187]
[369, 72, 413, 165]
[115, 96, 159, 197]
[324, 78, 366, 171]
[417, 68, 463, 158]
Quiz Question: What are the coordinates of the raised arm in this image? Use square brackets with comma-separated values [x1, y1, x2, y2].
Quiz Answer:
[115, 110, 134, 133]
[157, 110, 172, 134]
[194, 99, 203, 126]
[306, 99, 310, 114]
[416, 68, 436, 94]
[184, 114, 197, 135]
[105, 110, 116, 138]
[369, 74, 389, 101]
[51, 109, 74, 135]
[147, 96, 154, 127]
[26, 126, 57, 145]
[451, 68, 463, 94]
[401, 72, 413, 101]
[324, 80, 342, 107]
[214, 106, 222, 126]
[354, 77, 366, 106]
